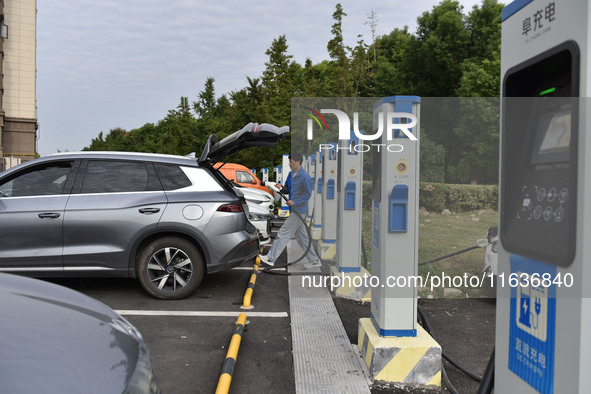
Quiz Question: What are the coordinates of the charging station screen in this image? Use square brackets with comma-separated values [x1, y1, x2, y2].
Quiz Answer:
[531, 105, 571, 165]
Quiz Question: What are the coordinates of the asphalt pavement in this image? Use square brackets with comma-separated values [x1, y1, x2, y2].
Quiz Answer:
[48, 242, 496, 394]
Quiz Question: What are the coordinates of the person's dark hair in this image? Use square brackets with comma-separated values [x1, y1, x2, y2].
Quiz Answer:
[289, 152, 303, 165]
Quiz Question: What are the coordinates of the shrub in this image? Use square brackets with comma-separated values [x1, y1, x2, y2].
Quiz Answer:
[420, 182, 498, 212]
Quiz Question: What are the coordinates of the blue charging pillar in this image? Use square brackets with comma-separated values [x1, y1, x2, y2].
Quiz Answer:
[320, 143, 338, 260]
[358, 96, 441, 389]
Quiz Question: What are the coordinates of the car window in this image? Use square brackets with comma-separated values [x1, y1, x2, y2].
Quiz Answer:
[0, 162, 73, 197]
[80, 160, 159, 194]
[154, 164, 192, 190]
[236, 171, 255, 184]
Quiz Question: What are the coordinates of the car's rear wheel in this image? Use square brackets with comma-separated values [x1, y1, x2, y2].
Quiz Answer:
[137, 237, 204, 300]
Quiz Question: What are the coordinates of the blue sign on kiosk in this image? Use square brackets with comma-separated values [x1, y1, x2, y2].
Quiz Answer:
[508, 255, 557, 393]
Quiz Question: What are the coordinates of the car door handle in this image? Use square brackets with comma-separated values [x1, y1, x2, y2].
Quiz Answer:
[38, 213, 61, 219]
[139, 208, 161, 214]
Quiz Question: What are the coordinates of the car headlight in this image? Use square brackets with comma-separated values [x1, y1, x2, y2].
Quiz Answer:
[249, 212, 271, 221]
[246, 198, 266, 204]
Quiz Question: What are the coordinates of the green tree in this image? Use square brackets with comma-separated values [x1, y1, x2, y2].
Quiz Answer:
[327, 3, 352, 96]
[404, 0, 470, 97]
[193, 77, 217, 119]
[371, 27, 413, 96]
[261, 35, 301, 126]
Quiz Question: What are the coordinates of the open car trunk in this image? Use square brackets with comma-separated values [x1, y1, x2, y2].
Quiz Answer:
[199, 122, 289, 165]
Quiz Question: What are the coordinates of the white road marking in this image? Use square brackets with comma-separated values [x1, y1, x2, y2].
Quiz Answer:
[116, 310, 288, 318]
[231, 266, 287, 271]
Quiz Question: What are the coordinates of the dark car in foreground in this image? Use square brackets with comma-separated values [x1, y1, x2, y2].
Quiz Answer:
[0, 273, 159, 393]
[0, 123, 288, 299]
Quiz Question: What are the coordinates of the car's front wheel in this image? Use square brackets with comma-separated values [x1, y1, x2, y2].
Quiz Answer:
[137, 237, 204, 300]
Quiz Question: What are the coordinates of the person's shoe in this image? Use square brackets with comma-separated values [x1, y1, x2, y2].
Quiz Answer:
[304, 260, 322, 269]
[259, 255, 274, 266]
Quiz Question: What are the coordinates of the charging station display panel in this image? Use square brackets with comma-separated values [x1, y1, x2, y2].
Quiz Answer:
[501, 40, 579, 267]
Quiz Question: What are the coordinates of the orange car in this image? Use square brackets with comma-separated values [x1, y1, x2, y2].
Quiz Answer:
[214, 162, 273, 195]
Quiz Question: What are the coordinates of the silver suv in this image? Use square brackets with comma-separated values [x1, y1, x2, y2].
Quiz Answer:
[0, 123, 287, 299]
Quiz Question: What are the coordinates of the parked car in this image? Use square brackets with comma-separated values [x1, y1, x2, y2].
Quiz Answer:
[231, 180, 275, 212]
[0, 273, 159, 393]
[248, 203, 272, 245]
[0, 123, 288, 299]
[214, 162, 273, 195]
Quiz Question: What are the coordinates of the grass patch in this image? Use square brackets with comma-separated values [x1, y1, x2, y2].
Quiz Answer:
[361, 208, 498, 298]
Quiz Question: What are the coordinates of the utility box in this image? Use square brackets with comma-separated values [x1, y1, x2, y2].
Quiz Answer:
[496, 0, 591, 392]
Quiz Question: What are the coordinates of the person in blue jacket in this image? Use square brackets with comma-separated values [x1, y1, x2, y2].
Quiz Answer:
[259, 152, 321, 269]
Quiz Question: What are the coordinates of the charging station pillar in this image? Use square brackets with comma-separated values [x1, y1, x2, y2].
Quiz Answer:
[262, 168, 269, 183]
[496, 0, 591, 392]
[278, 154, 290, 218]
[331, 131, 370, 301]
[307, 154, 316, 226]
[358, 96, 441, 389]
[320, 143, 338, 260]
[312, 150, 323, 240]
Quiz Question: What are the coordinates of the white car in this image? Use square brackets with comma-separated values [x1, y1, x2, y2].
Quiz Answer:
[482, 226, 498, 276]
[233, 182, 275, 212]
[247, 203, 272, 245]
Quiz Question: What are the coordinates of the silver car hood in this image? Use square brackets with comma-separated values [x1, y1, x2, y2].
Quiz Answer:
[0, 274, 145, 393]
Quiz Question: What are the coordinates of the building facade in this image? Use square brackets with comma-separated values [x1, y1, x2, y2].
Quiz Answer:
[0, 0, 37, 171]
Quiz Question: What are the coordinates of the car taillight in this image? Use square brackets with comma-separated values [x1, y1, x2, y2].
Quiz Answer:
[217, 203, 244, 213]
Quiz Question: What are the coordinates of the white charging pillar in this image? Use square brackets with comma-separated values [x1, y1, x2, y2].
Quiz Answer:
[358, 96, 440, 389]
[262, 168, 269, 183]
[331, 131, 369, 300]
[307, 154, 316, 225]
[278, 154, 290, 217]
[320, 143, 338, 259]
[370, 96, 421, 336]
[312, 150, 323, 240]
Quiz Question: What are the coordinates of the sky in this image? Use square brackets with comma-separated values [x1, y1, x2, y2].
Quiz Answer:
[36, 0, 486, 156]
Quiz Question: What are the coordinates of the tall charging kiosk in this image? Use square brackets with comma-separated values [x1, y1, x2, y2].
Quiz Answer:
[358, 96, 441, 388]
[331, 131, 370, 300]
[274, 167, 282, 184]
[496, 0, 590, 392]
[307, 154, 316, 226]
[320, 143, 338, 259]
[312, 150, 323, 240]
